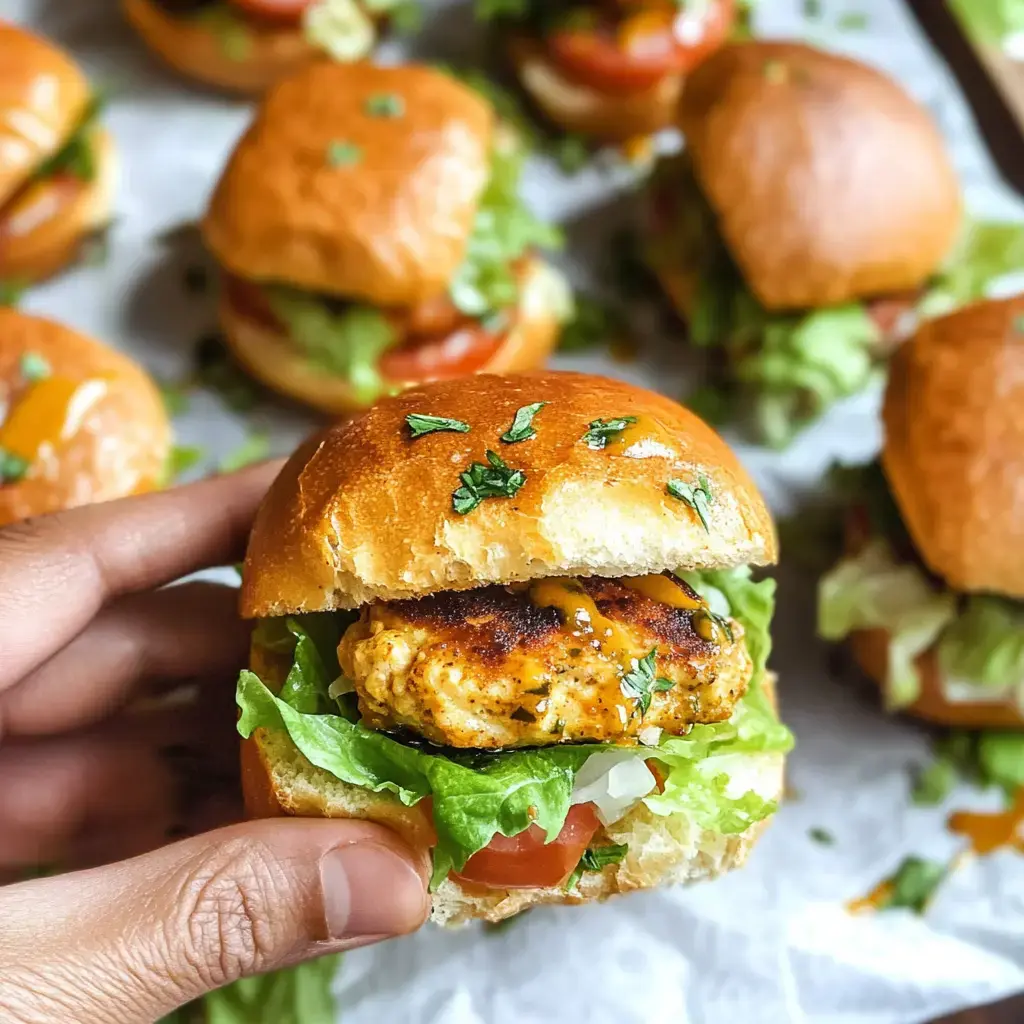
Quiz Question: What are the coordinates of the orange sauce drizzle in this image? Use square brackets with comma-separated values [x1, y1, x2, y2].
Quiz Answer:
[606, 414, 663, 451]
[0, 377, 107, 462]
[948, 788, 1024, 856]
[529, 577, 635, 666]
[621, 574, 703, 610]
[846, 880, 894, 915]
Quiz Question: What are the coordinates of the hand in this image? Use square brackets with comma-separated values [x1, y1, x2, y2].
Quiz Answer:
[0, 466, 430, 1024]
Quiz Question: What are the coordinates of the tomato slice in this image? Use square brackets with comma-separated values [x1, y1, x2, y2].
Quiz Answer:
[546, 0, 735, 94]
[453, 804, 602, 890]
[379, 325, 503, 382]
[225, 0, 312, 25]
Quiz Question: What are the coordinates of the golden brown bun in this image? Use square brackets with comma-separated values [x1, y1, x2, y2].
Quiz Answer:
[219, 256, 567, 415]
[0, 128, 117, 284]
[0, 22, 90, 207]
[203, 62, 494, 305]
[883, 296, 1024, 598]
[0, 310, 170, 527]
[678, 42, 962, 310]
[240, 371, 777, 615]
[242, 638, 783, 926]
[122, 0, 320, 94]
[850, 628, 1024, 729]
[510, 36, 681, 142]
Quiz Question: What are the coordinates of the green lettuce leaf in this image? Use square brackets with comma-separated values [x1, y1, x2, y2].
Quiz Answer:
[818, 540, 957, 706]
[449, 132, 562, 319]
[264, 290, 395, 403]
[922, 219, 1024, 315]
[35, 94, 104, 183]
[976, 731, 1024, 797]
[160, 955, 342, 1024]
[937, 595, 1024, 694]
[947, 0, 1024, 46]
[238, 569, 790, 888]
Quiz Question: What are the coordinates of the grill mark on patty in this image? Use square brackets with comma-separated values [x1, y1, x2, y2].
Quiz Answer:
[382, 576, 716, 666]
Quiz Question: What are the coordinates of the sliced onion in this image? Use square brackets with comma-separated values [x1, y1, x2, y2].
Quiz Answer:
[571, 752, 656, 826]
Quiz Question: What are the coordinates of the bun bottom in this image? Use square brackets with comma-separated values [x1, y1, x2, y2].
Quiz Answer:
[510, 36, 682, 142]
[219, 256, 569, 414]
[0, 129, 116, 285]
[850, 628, 1024, 729]
[122, 0, 318, 94]
[242, 669, 782, 926]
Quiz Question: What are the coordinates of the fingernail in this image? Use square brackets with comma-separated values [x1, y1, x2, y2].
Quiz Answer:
[320, 841, 428, 941]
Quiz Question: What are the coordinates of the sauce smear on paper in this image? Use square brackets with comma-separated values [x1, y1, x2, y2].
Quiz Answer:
[948, 788, 1024, 856]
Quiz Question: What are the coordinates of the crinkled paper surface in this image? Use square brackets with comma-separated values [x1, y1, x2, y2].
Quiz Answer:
[8, 0, 1024, 1020]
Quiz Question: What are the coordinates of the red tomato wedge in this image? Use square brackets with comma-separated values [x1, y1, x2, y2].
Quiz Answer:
[225, 0, 312, 25]
[453, 804, 602, 890]
[546, 0, 735, 94]
[379, 325, 504, 382]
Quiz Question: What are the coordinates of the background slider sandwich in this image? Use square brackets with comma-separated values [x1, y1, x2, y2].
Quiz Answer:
[0, 22, 116, 289]
[647, 42, 1024, 448]
[203, 61, 570, 414]
[819, 296, 1024, 729]
[236, 371, 792, 925]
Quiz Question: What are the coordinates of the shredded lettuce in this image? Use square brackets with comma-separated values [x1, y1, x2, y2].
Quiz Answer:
[818, 540, 957, 706]
[237, 568, 790, 889]
[264, 291, 395, 403]
[938, 596, 1024, 695]
[160, 955, 342, 1024]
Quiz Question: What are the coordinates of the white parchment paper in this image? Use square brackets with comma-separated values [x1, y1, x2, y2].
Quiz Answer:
[7, 0, 1024, 1020]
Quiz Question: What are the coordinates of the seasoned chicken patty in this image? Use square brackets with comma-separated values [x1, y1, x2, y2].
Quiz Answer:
[338, 573, 752, 749]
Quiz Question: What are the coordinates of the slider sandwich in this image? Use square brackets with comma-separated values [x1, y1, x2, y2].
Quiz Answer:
[123, 0, 416, 94]
[0, 22, 116, 289]
[236, 371, 792, 925]
[647, 42, 1022, 447]
[477, 0, 737, 142]
[819, 296, 1024, 728]
[0, 308, 169, 527]
[202, 61, 570, 413]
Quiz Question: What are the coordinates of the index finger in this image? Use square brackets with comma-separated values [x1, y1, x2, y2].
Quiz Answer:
[0, 461, 283, 691]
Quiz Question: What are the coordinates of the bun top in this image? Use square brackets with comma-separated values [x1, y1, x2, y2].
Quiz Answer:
[678, 42, 962, 310]
[241, 371, 777, 615]
[0, 309, 170, 527]
[203, 62, 494, 307]
[0, 22, 90, 206]
[883, 296, 1024, 598]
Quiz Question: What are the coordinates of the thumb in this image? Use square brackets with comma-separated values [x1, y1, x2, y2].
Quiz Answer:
[0, 818, 430, 1024]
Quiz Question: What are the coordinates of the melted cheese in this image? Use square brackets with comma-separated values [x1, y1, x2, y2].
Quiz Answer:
[0, 376, 107, 461]
[621, 574, 703, 610]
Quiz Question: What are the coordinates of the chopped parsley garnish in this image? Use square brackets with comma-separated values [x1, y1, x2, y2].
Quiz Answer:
[667, 475, 713, 533]
[219, 432, 270, 473]
[692, 607, 733, 646]
[836, 10, 869, 30]
[19, 351, 51, 383]
[501, 402, 546, 443]
[882, 856, 948, 914]
[406, 413, 471, 438]
[364, 92, 405, 118]
[565, 843, 629, 891]
[808, 827, 835, 846]
[0, 280, 25, 307]
[452, 450, 526, 514]
[326, 140, 362, 167]
[620, 648, 674, 717]
[581, 416, 637, 450]
[0, 447, 30, 484]
[911, 758, 958, 806]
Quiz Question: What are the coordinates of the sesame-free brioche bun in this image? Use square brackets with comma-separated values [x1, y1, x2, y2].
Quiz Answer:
[0, 22, 90, 207]
[241, 637, 783, 926]
[678, 42, 962, 310]
[219, 256, 568, 414]
[203, 62, 494, 305]
[883, 296, 1024, 600]
[0, 310, 170, 527]
[240, 371, 777, 616]
[509, 36, 682, 141]
[849, 627, 1024, 729]
[0, 128, 117, 285]
[122, 0, 320, 94]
